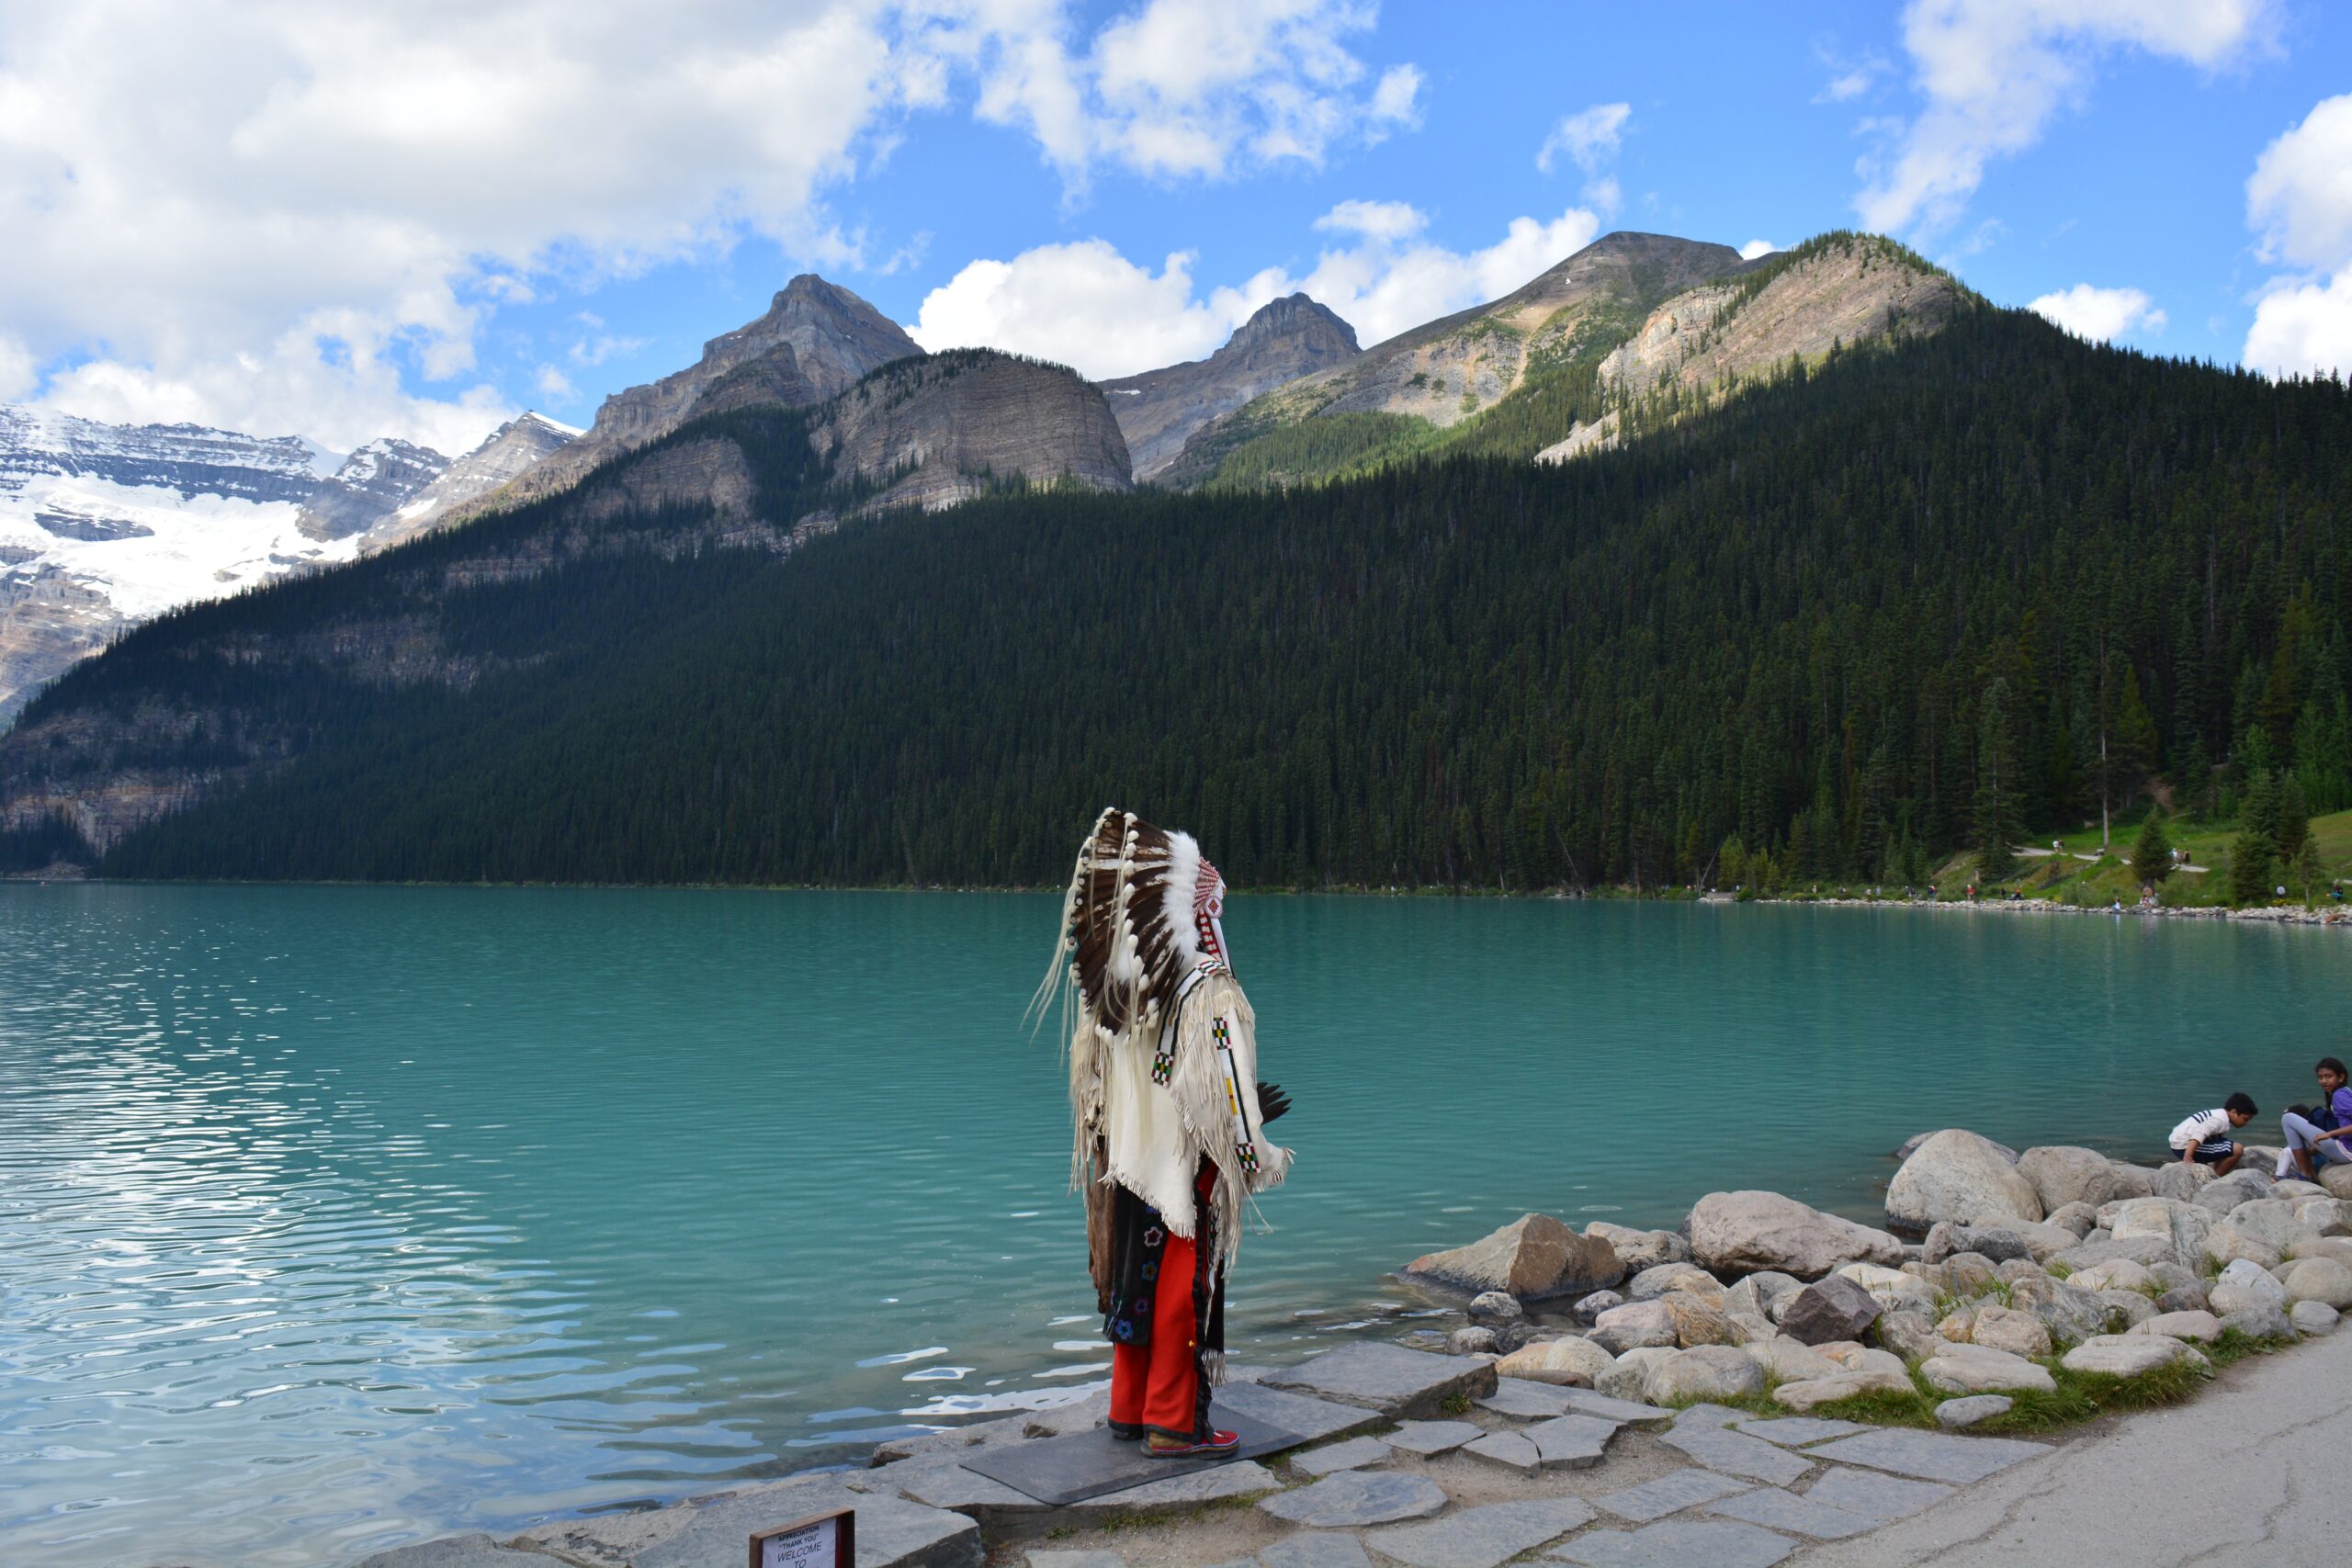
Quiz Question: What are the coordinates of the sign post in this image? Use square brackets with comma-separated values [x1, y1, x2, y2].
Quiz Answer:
[751, 1506, 855, 1568]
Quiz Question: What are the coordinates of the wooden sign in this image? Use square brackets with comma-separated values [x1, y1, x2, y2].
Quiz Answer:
[750, 1506, 854, 1568]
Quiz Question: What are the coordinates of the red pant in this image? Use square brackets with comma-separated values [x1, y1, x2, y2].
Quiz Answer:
[1109, 1220, 1201, 1438]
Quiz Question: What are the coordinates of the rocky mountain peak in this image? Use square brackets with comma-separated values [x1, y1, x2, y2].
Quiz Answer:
[1099, 293, 1363, 480]
[296, 436, 450, 540]
[455, 276, 917, 520]
[1227, 294, 1359, 357]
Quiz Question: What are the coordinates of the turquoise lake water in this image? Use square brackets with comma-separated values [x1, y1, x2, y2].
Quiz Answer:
[1, 884, 2345, 1566]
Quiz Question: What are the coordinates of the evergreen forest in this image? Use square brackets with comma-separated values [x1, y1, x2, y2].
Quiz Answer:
[22, 303, 2352, 892]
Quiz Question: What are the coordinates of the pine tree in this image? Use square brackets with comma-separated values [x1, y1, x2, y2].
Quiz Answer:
[2230, 770, 2282, 906]
[1974, 679, 2020, 881]
[2279, 773, 2310, 860]
[2131, 814, 2172, 890]
[2113, 664, 2159, 804]
[2174, 730, 2215, 821]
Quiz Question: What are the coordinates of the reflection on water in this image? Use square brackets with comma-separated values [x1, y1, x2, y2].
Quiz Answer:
[0, 885, 2341, 1565]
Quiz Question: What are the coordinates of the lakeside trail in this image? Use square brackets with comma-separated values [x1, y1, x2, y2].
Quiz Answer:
[1748, 893, 2349, 927]
[1793, 1317, 2352, 1565]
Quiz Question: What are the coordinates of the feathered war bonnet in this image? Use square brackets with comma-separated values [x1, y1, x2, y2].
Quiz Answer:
[1040, 807, 1287, 1274]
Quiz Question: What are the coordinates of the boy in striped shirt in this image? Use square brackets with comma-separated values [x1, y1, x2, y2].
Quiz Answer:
[2167, 1094, 2256, 1175]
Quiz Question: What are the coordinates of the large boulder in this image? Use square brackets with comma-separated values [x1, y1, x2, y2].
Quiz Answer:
[2067, 1258, 2156, 1294]
[2018, 1146, 2154, 1212]
[2195, 1168, 2276, 1214]
[2294, 1197, 2352, 1235]
[2291, 1302, 2340, 1335]
[1404, 1213, 1623, 1301]
[2130, 1310, 2222, 1343]
[1966, 1304, 2053, 1359]
[2098, 1290, 2157, 1327]
[1688, 1190, 1905, 1279]
[1659, 1292, 1733, 1348]
[2323, 1167, 2352, 1201]
[1779, 1274, 1883, 1346]
[2220, 1303, 2298, 1340]
[1775, 1366, 1914, 1410]
[2281, 1258, 2352, 1310]
[1590, 1300, 1679, 1355]
[1888, 1130, 2045, 1234]
[2222, 1201, 2327, 1257]
[1625, 1263, 1725, 1303]
[1584, 1222, 1689, 1270]
[2151, 1162, 2217, 1202]
[2061, 1334, 2207, 1377]
[1745, 1335, 1841, 1382]
[2201, 1222, 2284, 1271]
[1496, 1336, 1616, 1388]
[1645, 1345, 1768, 1404]
[2104, 1198, 2212, 1262]
[1922, 1342, 2056, 1394]
[1596, 1346, 1674, 1402]
[2005, 1276, 2109, 1347]
[1875, 1309, 1943, 1361]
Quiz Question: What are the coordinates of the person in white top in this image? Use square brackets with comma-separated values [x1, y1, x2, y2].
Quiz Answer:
[2166, 1094, 2256, 1175]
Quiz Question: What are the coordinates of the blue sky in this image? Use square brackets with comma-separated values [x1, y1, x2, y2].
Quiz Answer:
[4, 2, 2347, 454]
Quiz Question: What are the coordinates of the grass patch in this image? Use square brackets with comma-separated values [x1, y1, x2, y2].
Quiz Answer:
[1441, 1390, 1473, 1416]
[1800, 1386, 1940, 1427]
[2204, 1326, 2293, 1369]
[1973, 1354, 2211, 1434]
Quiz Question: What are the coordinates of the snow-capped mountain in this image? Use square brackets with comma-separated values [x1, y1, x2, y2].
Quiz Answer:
[295, 438, 451, 539]
[379, 413, 577, 546]
[0, 406, 571, 724]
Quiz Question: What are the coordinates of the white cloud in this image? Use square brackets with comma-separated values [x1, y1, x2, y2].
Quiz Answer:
[1857, 0, 2278, 236]
[2241, 95, 2352, 378]
[0, 336, 35, 401]
[1536, 102, 1631, 175]
[1316, 199, 1428, 242]
[2028, 283, 2165, 342]
[907, 241, 1286, 378]
[910, 201, 1607, 373]
[0, 0, 1421, 448]
[2246, 94, 2352, 272]
[949, 0, 1419, 184]
[535, 366, 580, 403]
[2244, 272, 2352, 379]
[1739, 239, 1780, 261]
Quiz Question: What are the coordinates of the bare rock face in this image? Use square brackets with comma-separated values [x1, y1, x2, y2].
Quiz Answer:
[1402, 1213, 1623, 1301]
[807, 351, 1132, 514]
[377, 414, 577, 546]
[1100, 294, 1358, 479]
[1536, 235, 1963, 466]
[473, 275, 916, 516]
[1689, 1190, 1907, 1279]
[295, 438, 450, 540]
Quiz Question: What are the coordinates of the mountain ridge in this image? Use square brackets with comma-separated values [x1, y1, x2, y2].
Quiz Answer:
[1100, 294, 1360, 479]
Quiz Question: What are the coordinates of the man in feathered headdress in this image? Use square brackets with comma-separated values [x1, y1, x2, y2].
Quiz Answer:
[1041, 808, 1293, 1457]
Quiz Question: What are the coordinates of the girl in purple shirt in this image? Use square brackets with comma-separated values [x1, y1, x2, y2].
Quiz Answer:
[2280, 1056, 2352, 1182]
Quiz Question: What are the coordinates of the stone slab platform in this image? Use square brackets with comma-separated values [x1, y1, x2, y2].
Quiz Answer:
[959, 1407, 1302, 1506]
[1262, 1343, 1498, 1419]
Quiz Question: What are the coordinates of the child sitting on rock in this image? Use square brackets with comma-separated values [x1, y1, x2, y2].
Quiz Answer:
[2278, 1056, 2352, 1183]
[2167, 1094, 2256, 1175]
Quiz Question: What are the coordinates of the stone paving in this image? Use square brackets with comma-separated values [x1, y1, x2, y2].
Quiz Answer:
[352, 1341, 2066, 1568]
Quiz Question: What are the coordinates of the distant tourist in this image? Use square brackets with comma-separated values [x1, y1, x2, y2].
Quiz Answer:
[2167, 1095, 2257, 1174]
[2278, 1057, 2352, 1183]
